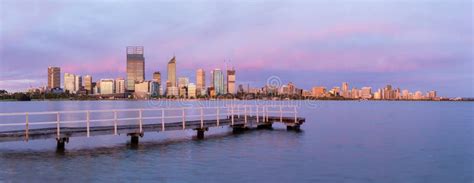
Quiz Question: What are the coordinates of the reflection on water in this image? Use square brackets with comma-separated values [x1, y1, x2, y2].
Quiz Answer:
[0, 100, 472, 183]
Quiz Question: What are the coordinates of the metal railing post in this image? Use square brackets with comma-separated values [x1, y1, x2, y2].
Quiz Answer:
[216, 107, 220, 126]
[86, 111, 90, 137]
[280, 105, 283, 122]
[294, 106, 297, 123]
[200, 107, 204, 128]
[114, 111, 118, 135]
[266, 106, 269, 122]
[182, 108, 186, 130]
[56, 112, 60, 139]
[161, 109, 165, 131]
[139, 109, 143, 133]
[244, 105, 247, 124]
[231, 105, 234, 125]
[25, 113, 29, 141]
[256, 106, 259, 123]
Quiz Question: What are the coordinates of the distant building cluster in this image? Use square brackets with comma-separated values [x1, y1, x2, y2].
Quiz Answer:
[41, 46, 238, 99]
[29, 46, 444, 100]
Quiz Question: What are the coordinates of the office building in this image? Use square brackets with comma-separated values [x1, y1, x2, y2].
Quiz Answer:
[75, 75, 82, 93]
[47, 67, 61, 89]
[100, 79, 115, 95]
[64, 73, 75, 93]
[360, 87, 372, 99]
[167, 56, 177, 87]
[187, 83, 196, 98]
[212, 69, 225, 95]
[196, 69, 205, 95]
[153, 72, 161, 85]
[126, 46, 145, 92]
[115, 78, 126, 94]
[84, 75, 92, 94]
[226, 68, 235, 94]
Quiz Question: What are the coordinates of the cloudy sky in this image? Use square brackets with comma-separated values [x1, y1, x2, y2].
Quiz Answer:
[0, 0, 472, 97]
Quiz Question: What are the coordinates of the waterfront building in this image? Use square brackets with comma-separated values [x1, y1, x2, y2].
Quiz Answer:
[302, 90, 312, 97]
[74, 75, 82, 93]
[360, 87, 372, 99]
[311, 87, 326, 97]
[279, 85, 289, 95]
[178, 77, 189, 98]
[329, 87, 341, 96]
[428, 91, 437, 99]
[126, 46, 145, 92]
[196, 69, 205, 95]
[374, 89, 382, 99]
[288, 82, 296, 95]
[351, 88, 360, 99]
[115, 78, 126, 94]
[341, 82, 350, 98]
[150, 81, 160, 97]
[212, 69, 225, 95]
[227, 68, 236, 94]
[47, 67, 61, 89]
[152, 72, 161, 85]
[92, 82, 99, 94]
[64, 73, 75, 94]
[167, 86, 179, 97]
[84, 75, 92, 94]
[167, 56, 177, 87]
[401, 89, 409, 100]
[100, 79, 115, 95]
[383, 85, 393, 100]
[187, 83, 196, 98]
[414, 91, 423, 100]
[133, 81, 159, 97]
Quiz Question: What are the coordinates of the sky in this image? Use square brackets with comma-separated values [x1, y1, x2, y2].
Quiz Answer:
[0, 0, 472, 97]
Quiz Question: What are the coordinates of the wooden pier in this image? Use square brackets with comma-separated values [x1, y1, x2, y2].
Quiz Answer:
[0, 105, 305, 150]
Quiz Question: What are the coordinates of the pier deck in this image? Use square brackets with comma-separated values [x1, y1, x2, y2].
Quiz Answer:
[0, 105, 305, 149]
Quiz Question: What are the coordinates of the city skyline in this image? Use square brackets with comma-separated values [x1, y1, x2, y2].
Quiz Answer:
[0, 0, 472, 97]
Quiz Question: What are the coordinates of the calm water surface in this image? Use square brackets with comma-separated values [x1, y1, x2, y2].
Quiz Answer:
[0, 100, 472, 182]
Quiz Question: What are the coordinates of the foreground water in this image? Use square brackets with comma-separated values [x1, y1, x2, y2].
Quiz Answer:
[0, 100, 472, 182]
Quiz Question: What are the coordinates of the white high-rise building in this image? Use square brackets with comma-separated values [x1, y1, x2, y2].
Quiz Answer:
[115, 78, 126, 94]
[64, 73, 76, 93]
[100, 79, 115, 95]
[187, 83, 196, 99]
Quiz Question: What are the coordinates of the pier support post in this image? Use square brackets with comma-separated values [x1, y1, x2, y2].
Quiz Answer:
[195, 128, 208, 139]
[286, 125, 301, 131]
[257, 123, 273, 130]
[128, 133, 143, 145]
[56, 137, 69, 151]
[231, 124, 248, 134]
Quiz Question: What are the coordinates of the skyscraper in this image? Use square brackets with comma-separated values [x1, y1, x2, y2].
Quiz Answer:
[196, 69, 205, 90]
[226, 68, 236, 94]
[167, 56, 177, 87]
[212, 69, 224, 95]
[153, 72, 161, 85]
[47, 67, 60, 89]
[341, 82, 349, 98]
[75, 75, 82, 92]
[84, 75, 92, 94]
[126, 46, 145, 92]
[64, 73, 75, 93]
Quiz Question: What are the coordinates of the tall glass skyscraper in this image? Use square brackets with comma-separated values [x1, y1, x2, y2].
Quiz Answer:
[213, 69, 225, 95]
[126, 46, 145, 92]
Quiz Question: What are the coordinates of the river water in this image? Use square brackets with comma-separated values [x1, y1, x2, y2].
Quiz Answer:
[0, 100, 472, 182]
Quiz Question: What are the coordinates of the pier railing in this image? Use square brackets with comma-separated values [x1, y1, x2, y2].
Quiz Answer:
[0, 105, 299, 141]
